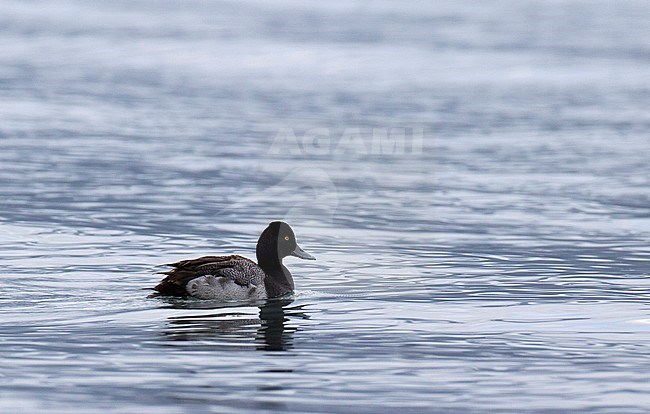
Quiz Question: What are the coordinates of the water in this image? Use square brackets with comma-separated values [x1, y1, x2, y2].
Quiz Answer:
[1, 0, 649, 412]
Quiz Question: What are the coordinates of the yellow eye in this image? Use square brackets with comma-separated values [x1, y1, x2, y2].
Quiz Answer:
[284, 236, 290, 241]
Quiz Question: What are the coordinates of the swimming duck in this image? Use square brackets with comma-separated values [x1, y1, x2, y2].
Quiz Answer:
[154, 221, 315, 300]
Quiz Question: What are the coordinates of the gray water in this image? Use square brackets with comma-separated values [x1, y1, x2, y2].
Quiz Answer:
[1, 0, 650, 412]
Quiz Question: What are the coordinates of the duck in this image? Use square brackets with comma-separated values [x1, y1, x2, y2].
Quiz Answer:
[154, 221, 315, 300]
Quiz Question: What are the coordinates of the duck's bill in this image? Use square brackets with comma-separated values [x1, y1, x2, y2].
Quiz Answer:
[291, 244, 316, 260]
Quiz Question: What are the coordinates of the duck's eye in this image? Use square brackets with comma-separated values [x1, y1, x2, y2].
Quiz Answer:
[284, 236, 290, 241]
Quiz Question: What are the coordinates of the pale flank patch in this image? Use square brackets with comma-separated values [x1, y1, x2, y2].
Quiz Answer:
[186, 275, 267, 301]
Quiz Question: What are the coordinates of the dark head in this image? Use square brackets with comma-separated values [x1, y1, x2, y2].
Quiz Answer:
[256, 221, 315, 298]
[256, 221, 315, 264]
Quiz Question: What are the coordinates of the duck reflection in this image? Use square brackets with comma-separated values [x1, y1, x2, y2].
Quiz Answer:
[161, 299, 309, 351]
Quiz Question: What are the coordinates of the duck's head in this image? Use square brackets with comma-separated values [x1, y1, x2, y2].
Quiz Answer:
[256, 221, 316, 263]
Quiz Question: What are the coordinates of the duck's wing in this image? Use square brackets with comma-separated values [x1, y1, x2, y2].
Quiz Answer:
[154, 255, 258, 297]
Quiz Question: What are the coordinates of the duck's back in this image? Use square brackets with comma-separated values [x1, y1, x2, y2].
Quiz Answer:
[154, 255, 267, 300]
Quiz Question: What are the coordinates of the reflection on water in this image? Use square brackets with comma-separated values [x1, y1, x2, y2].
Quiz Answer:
[162, 299, 308, 351]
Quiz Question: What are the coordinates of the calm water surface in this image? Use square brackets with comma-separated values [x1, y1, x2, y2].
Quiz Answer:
[1, 0, 650, 412]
